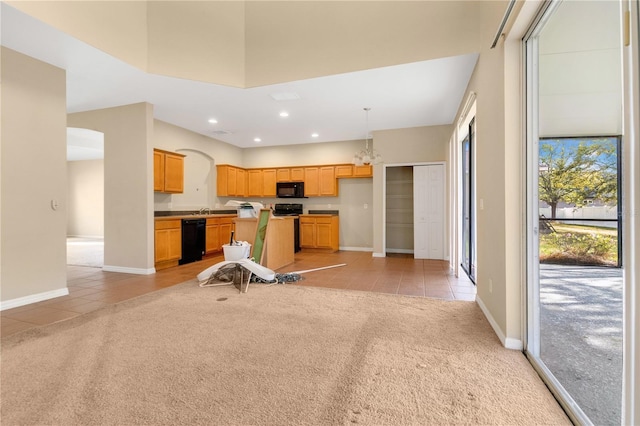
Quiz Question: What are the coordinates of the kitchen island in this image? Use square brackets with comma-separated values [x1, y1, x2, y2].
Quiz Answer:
[234, 215, 295, 270]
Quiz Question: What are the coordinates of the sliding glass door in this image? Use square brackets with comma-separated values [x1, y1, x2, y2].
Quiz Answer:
[461, 119, 475, 282]
[525, 1, 624, 424]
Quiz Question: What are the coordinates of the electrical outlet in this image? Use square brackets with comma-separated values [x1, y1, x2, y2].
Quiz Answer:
[328, 204, 332, 208]
[364, 203, 368, 209]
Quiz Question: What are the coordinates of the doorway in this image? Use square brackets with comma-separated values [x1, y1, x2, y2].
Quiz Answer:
[66, 127, 105, 268]
[384, 163, 445, 259]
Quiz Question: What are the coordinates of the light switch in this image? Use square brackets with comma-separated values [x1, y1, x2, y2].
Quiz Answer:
[364, 203, 368, 209]
[479, 199, 484, 210]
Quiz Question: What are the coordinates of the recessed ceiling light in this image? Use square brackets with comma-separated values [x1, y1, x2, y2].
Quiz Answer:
[208, 118, 218, 124]
[279, 111, 289, 117]
[254, 138, 262, 143]
[311, 133, 319, 138]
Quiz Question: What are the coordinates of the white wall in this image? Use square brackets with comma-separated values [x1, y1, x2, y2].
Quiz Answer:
[1, 47, 68, 304]
[67, 159, 104, 237]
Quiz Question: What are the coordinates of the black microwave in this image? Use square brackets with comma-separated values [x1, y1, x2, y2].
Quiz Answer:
[276, 181, 306, 198]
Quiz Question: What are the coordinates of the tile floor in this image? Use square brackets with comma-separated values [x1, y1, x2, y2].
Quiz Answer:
[1, 251, 475, 338]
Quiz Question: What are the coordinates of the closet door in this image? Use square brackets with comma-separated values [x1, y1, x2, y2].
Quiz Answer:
[413, 164, 445, 259]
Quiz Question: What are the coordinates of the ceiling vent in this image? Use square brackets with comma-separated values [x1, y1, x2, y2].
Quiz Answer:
[210, 130, 232, 136]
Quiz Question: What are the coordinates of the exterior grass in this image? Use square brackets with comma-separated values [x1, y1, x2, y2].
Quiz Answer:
[539, 222, 618, 266]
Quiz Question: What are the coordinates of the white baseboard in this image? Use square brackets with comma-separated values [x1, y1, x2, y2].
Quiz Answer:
[1, 287, 69, 311]
[67, 235, 104, 239]
[372, 252, 386, 258]
[386, 248, 414, 254]
[339, 246, 373, 252]
[476, 295, 523, 351]
[102, 265, 156, 275]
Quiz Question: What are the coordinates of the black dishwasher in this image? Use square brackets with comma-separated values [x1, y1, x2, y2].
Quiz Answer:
[179, 218, 206, 265]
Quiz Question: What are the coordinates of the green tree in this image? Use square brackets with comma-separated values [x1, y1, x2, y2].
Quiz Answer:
[539, 138, 617, 218]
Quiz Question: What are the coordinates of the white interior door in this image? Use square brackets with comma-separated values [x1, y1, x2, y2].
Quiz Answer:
[413, 164, 445, 259]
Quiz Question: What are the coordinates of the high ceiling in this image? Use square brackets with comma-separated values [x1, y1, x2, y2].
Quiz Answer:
[1, 3, 478, 158]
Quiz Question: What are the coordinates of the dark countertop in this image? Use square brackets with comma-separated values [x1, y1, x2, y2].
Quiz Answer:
[306, 210, 339, 215]
[155, 209, 237, 217]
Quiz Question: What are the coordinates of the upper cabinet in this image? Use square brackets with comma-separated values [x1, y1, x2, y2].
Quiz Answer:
[246, 168, 277, 197]
[304, 166, 336, 196]
[154, 149, 185, 193]
[276, 167, 304, 182]
[217, 163, 369, 198]
[217, 165, 247, 197]
[334, 164, 372, 178]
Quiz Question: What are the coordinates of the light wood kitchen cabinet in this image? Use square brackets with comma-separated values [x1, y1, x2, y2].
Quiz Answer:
[217, 165, 247, 197]
[205, 219, 220, 254]
[247, 169, 276, 197]
[335, 164, 353, 178]
[276, 167, 304, 183]
[220, 162, 368, 198]
[305, 166, 336, 196]
[304, 167, 319, 196]
[299, 215, 339, 252]
[319, 166, 336, 195]
[354, 165, 373, 177]
[155, 219, 182, 269]
[335, 164, 373, 178]
[262, 169, 277, 197]
[277, 168, 290, 182]
[219, 217, 233, 248]
[205, 216, 235, 254]
[234, 217, 295, 270]
[154, 149, 185, 193]
[237, 168, 247, 197]
[291, 168, 304, 181]
[247, 169, 263, 196]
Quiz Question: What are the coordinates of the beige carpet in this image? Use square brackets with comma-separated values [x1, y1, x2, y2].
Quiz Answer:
[66, 237, 104, 268]
[0, 282, 570, 425]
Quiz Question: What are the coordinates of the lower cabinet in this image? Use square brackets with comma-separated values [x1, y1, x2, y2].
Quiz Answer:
[299, 215, 339, 252]
[155, 219, 182, 270]
[205, 216, 234, 254]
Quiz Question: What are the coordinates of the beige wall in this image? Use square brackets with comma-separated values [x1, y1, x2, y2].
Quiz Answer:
[1, 47, 68, 303]
[242, 139, 363, 168]
[67, 160, 104, 238]
[147, 2, 246, 88]
[7, 1, 148, 71]
[371, 125, 453, 256]
[244, 1, 482, 86]
[444, 0, 534, 347]
[153, 119, 244, 211]
[9, 1, 482, 88]
[68, 104, 155, 274]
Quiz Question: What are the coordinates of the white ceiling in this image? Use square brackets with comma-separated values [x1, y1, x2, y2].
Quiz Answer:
[1, 3, 479, 159]
[67, 128, 104, 161]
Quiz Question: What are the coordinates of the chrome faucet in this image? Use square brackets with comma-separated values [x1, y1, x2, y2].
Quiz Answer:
[198, 207, 211, 215]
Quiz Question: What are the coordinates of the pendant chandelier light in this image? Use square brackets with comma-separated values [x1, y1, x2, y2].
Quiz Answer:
[353, 107, 382, 166]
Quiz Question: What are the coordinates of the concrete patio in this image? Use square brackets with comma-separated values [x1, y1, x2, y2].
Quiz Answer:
[540, 264, 623, 426]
